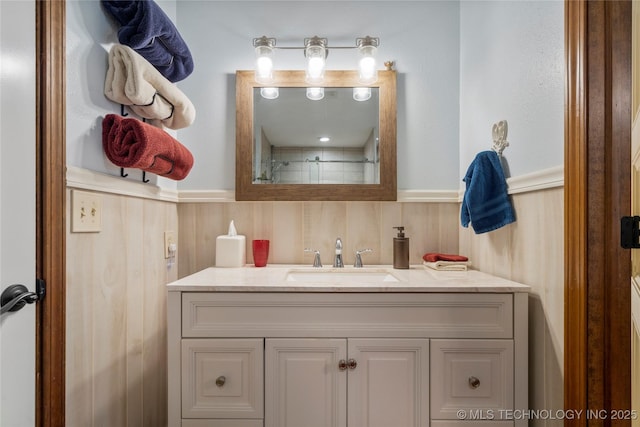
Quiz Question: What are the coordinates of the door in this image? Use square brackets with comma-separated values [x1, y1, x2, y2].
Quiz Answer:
[181, 338, 264, 420]
[632, 1, 640, 423]
[565, 1, 632, 421]
[348, 339, 429, 427]
[265, 339, 347, 427]
[0, 0, 37, 425]
[265, 338, 429, 427]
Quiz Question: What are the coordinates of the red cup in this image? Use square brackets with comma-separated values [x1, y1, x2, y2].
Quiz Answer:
[252, 239, 270, 267]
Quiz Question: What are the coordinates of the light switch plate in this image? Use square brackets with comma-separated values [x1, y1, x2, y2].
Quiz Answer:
[71, 190, 102, 233]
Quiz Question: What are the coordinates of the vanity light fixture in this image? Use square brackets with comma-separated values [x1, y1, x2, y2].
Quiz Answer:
[304, 36, 327, 84]
[252, 35, 380, 85]
[318, 136, 331, 143]
[356, 36, 379, 84]
[306, 87, 324, 101]
[254, 36, 275, 84]
[260, 87, 279, 99]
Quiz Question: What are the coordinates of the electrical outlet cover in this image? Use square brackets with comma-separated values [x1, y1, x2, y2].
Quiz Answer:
[71, 190, 102, 233]
[164, 231, 176, 258]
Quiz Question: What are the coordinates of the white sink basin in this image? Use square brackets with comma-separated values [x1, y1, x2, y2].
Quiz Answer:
[285, 268, 399, 283]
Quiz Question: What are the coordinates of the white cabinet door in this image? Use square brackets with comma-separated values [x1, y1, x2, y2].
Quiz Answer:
[430, 339, 514, 421]
[265, 338, 429, 427]
[182, 338, 264, 419]
[265, 338, 347, 427]
[347, 339, 429, 427]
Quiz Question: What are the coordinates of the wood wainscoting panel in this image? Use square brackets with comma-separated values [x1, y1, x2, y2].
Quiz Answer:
[459, 187, 564, 420]
[177, 201, 460, 278]
[66, 190, 178, 427]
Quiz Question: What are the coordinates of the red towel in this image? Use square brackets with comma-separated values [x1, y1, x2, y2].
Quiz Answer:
[102, 114, 194, 180]
[422, 253, 469, 263]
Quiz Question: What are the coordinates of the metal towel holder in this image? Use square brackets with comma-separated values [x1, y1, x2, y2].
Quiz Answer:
[491, 120, 509, 156]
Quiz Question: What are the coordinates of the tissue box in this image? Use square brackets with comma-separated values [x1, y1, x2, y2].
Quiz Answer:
[215, 235, 246, 267]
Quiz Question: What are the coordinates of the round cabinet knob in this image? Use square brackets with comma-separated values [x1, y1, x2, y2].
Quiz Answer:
[347, 358, 358, 370]
[468, 376, 480, 389]
[216, 376, 226, 387]
[338, 359, 348, 371]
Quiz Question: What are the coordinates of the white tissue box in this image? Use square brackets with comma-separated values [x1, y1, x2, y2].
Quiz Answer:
[215, 235, 246, 267]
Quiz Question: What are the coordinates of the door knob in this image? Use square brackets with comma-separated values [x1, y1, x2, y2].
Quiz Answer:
[1, 281, 44, 315]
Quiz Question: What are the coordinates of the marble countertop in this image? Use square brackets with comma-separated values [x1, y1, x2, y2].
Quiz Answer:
[167, 265, 530, 293]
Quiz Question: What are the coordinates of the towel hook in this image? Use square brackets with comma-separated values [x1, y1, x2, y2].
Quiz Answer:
[120, 104, 129, 117]
[491, 120, 509, 156]
[120, 168, 151, 183]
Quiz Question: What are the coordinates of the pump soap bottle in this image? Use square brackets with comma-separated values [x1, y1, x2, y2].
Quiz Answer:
[392, 226, 410, 269]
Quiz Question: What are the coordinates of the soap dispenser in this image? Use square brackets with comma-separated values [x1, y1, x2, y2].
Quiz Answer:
[392, 226, 410, 269]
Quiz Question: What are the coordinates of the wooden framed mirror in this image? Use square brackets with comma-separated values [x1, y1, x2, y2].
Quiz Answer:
[236, 70, 396, 201]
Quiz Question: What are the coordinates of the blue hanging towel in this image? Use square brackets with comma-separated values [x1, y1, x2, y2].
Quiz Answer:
[102, 0, 194, 82]
[461, 150, 515, 234]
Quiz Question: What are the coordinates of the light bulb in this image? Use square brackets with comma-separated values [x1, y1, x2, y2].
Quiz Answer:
[255, 44, 274, 84]
[307, 56, 325, 81]
[260, 87, 279, 99]
[305, 38, 326, 84]
[306, 87, 324, 101]
[358, 44, 378, 84]
[353, 87, 372, 102]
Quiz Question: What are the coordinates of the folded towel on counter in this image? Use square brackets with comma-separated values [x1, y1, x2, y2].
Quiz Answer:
[102, 114, 194, 180]
[101, 0, 194, 82]
[423, 260, 470, 271]
[105, 44, 195, 130]
[461, 150, 515, 234]
[422, 253, 469, 263]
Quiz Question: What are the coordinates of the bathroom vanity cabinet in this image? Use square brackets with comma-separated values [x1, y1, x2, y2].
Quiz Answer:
[167, 267, 529, 427]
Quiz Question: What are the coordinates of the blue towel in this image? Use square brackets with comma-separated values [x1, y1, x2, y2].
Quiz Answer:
[102, 0, 194, 82]
[461, 151, 516, 234]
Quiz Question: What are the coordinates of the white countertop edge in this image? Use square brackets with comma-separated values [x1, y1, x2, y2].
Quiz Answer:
[167, 265, 531, 293]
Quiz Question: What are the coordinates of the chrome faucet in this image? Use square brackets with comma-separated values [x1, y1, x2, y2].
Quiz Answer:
[304, 248, 322, 268]
[354, 248, 373, 268]
[333, 238, 344, 268]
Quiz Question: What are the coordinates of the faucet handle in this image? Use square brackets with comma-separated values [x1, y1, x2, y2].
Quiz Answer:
[304, 248, 322, 268]
[354, 248, 373, 268]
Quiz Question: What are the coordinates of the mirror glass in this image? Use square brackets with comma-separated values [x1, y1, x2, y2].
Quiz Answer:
[253, 87, 380, 185]
[236, 70, 396, 201]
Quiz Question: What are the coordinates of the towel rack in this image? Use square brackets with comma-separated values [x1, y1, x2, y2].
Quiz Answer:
[119, 167, 150, 183]
[491, 120, 509, 156]
[118, 104, 152, 183]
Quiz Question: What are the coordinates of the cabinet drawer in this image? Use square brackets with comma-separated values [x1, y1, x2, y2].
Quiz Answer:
[182, 339, 264, 419]
[182, 293, 513, 339]
[431, 340, 514, 420]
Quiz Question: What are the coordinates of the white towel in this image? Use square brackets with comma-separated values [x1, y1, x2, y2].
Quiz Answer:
[105, 44, 195, 130]
[423, 260, 470, 271]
